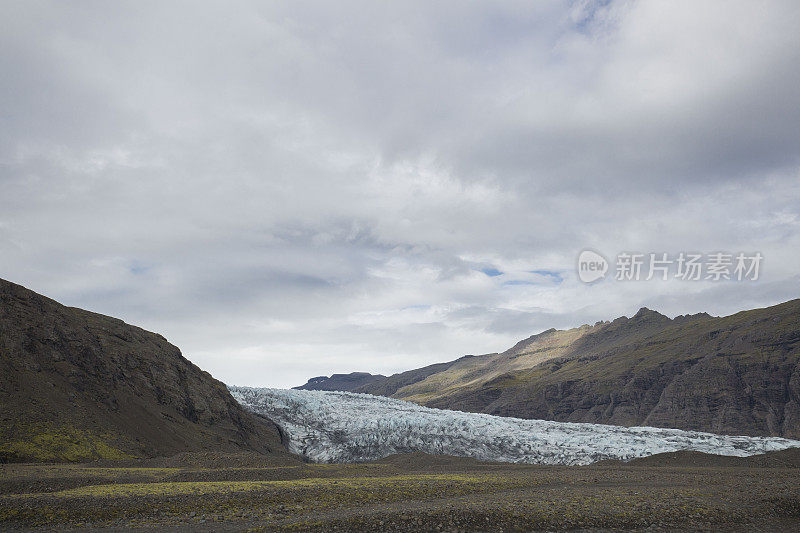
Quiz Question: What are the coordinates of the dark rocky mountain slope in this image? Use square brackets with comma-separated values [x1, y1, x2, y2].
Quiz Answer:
[0, 278, 286, 463]
[294, 372, 386, 391]
[352, 300, 800, 439]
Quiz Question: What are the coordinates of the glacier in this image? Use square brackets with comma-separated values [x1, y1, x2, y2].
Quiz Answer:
[231, 387, 800, 466]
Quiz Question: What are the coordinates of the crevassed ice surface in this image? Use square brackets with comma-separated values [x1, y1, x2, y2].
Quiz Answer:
[230, 387, 800, 465]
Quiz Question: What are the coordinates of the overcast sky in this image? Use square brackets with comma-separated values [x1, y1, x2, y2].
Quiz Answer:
[2, 1, 799, 388]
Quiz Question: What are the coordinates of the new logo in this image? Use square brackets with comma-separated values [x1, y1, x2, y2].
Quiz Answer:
[577, 250, 608, 283]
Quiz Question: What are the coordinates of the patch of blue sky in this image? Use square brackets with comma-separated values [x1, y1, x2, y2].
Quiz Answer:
[401, 304, 432, 311]
[573, 0, 613, 33]
[501, 270, 564, 287]
[530, 270, 564, 283]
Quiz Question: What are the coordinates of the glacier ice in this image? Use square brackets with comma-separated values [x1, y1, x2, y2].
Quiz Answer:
[231, 387, 800, 465]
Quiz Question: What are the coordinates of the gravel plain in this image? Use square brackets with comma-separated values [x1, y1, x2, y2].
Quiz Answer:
[1, 450, 799, 532]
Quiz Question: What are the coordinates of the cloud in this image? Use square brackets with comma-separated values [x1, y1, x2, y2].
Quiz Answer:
[1, 0, 799, 387]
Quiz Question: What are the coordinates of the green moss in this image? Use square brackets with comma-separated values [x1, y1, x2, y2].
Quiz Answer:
[0, 424, 134, 463]
[0, 464, 181, 482]
[0, 471, 537, 527]
[7, 473, 514, 499]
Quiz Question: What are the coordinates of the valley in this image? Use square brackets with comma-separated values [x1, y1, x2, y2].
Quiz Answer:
[2, 451, 800, 531]
[2, 279, 800, 531]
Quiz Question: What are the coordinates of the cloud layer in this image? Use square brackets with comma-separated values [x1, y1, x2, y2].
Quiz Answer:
[2, 1, 799, 387]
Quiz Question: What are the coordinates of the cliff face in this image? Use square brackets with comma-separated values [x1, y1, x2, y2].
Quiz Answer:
[0, 278, 286, 462]
[356, 300, 800, 439]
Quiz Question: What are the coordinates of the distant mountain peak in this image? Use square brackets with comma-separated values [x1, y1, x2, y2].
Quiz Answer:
[632, 307, 669, 321]
[294, 372, 387, 392]
[674, 311, 713, 323]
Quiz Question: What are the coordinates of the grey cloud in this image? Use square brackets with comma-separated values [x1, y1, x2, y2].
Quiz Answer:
[1, 1, 799, 387]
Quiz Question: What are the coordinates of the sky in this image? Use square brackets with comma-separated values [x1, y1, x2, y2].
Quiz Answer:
[2, 0, 799, 388]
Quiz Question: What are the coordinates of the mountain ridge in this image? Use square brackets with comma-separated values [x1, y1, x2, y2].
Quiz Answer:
[294, 372, 387, 391]
[0, 278, 289, 463]
[328, 299, 800, 439]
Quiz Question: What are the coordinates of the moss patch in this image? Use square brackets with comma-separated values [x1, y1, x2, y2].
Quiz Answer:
[6, 473, 516, 499]
[0, 424, 134, 463]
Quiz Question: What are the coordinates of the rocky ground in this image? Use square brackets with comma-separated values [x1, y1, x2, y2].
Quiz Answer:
[1, 451, 799, 532]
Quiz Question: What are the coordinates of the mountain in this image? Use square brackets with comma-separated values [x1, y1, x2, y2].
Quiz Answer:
[0, 278, 287, 463]
[294, 372, 386, 391]
[292, 356, 481, 394]
[232, 387, 800, 464]
[349, 300, 800, 439]
[351, 355, 477, 397]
